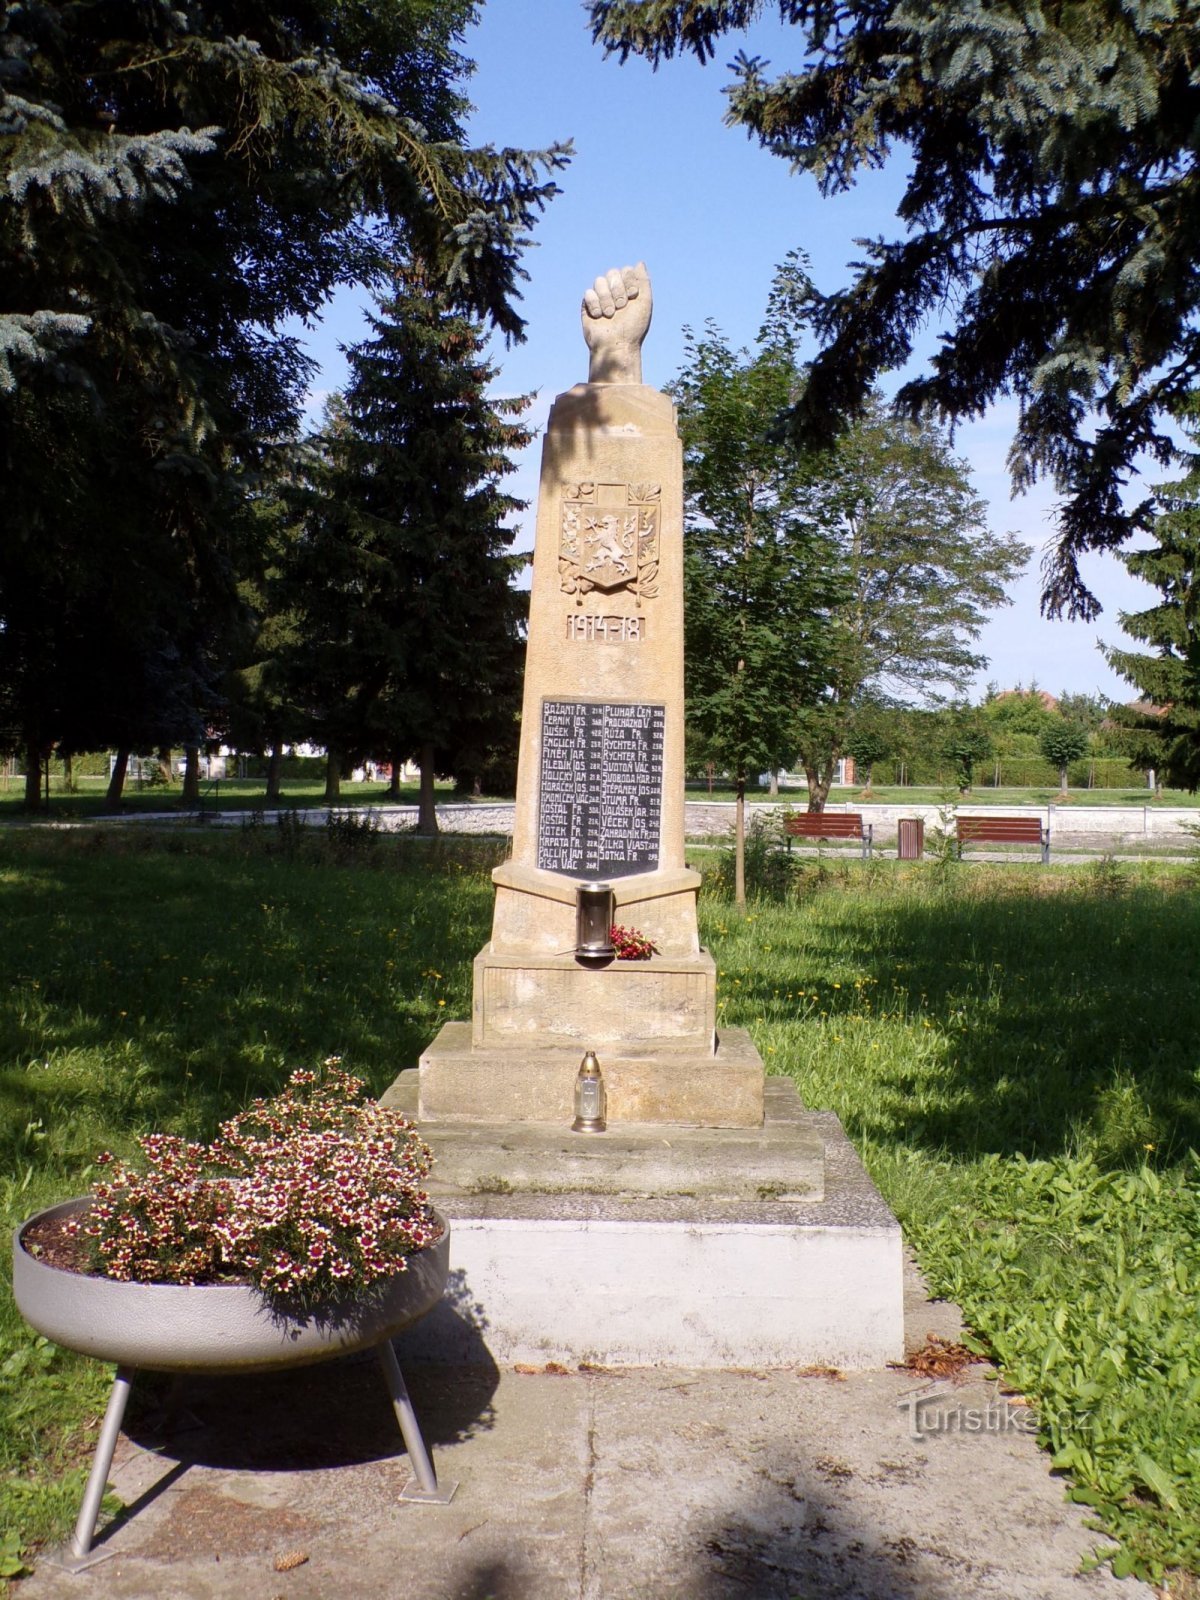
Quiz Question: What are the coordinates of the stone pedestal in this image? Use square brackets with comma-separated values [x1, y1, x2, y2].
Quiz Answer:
[471, 947, 715, 1055]
[420, 359, 764, 1128]
[387, 265, 904, 1370]
[384, 1074, 904, 1370]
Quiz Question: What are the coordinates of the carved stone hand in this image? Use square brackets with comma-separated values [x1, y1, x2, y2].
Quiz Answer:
[581, 263, 653, 384]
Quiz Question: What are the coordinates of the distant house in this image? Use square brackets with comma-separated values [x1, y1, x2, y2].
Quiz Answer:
[761, 759, 856, 789]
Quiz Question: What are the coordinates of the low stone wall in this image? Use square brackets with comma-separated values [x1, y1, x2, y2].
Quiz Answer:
[208, 799, 1196, 846]
[680, 800, 1198, 843]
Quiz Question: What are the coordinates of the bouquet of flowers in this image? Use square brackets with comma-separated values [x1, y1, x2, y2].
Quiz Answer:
[609, 924, 658, 961]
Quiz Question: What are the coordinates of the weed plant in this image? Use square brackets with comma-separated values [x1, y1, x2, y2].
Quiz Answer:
[2, 832, 1199, 1581]
[705, 809, 801, 900]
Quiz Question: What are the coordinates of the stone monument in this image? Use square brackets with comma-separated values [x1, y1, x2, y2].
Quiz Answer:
[418, 263, 763, 1127]
[387, 267, 904, 1371]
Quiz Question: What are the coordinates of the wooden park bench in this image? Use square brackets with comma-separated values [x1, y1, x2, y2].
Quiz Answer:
[784, 812, 873, 859]
[956, 814, 1050, 864]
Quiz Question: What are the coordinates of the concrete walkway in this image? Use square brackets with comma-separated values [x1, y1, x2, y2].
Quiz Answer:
[21, 1259, 1151, 1600]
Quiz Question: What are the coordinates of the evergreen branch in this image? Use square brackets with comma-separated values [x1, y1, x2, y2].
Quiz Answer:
[0, 310, 91, 391]
[5, 126, 219, 217]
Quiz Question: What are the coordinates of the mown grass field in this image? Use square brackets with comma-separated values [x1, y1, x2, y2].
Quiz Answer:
[0, 775, 468, 819]
[1, 826, 1198, 1584]
[686, 781, 1200, 808]
[4, 772, 1200, 819]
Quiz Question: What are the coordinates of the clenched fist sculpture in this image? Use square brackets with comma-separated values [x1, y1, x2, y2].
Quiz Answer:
[581, 262, 653, 384]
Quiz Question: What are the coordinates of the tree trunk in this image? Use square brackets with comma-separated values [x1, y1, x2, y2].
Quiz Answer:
[386, 749, 402, 800]
[417, 746, 440, 836]
[105, 747, 130, 810]
[803, 760, 832, 813]
[767, 769, 779, 797]
[62, 752, 75, 793]
[265, 740, 283, 803]
[157, 745, 172, 785]
[1059, 763, 1068, 791]
[181, 744, 201, 805]
[324, 750, 341, 805]
[734, 771, 746, 910]
[23, 734, 44, 812]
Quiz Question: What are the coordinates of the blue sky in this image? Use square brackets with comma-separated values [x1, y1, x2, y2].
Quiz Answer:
[301, 2, 1155, 704]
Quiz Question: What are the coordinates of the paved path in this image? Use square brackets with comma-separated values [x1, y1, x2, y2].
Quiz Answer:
[20, 1260, 1151, 1600]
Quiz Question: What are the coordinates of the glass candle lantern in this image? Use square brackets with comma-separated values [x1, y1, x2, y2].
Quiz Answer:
[575, 883, 615, 963]
[571, 1050, 607, 1133]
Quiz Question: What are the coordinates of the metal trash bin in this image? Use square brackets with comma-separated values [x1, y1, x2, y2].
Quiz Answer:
[897, 818, 924, 860]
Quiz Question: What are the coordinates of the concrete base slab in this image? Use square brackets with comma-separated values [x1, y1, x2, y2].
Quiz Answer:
[416, 1020, 764, 1126]
[387, 1075, 902, 1369]
[15, 1259, 1152, 1600]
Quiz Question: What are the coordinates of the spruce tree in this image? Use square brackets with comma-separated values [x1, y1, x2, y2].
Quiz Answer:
[1, 2, 566, 804]
[283, 265, 531, 829]
[1102, 407, 1200, 790]
[592, 0, 1200, 618]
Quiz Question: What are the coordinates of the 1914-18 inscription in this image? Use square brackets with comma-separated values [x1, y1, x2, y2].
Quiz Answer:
[538, 700, 664, 877]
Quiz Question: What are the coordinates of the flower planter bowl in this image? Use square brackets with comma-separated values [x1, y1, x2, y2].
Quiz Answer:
[12, 1198, 456, 1570]
[14, 1198, 450, 1373]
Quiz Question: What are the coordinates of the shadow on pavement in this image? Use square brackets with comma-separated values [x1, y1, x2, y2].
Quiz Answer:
[122, 1302, 499, 1475]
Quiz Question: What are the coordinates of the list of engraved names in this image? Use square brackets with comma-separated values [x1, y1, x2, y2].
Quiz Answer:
[537, 700, 664, 876]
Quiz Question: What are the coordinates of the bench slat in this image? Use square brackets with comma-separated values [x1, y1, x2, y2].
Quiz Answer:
[784, 815, 864, 836]
[956, 815, 1049, 863]
[782, 812, 872, 858]
[957, 819, 1045, 842]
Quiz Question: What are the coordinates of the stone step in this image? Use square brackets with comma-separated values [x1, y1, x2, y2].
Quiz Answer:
[413, 1021, 765, 1127]
[386, 1074, 822, 1201]
[383, 1098, 902, 1369]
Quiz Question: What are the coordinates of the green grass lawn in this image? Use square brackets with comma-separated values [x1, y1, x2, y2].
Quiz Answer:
[0, 775, 492, 820]
[686, 781, 1200, 808]
[1, 831, 1198, 1582]
[5, 775, 1197, 822]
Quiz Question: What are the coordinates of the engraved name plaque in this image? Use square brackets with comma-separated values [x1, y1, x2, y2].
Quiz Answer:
[537, 699, 665, 877]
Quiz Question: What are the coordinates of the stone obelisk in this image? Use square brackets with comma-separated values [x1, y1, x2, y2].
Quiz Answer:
[418, 264, 764, 1126]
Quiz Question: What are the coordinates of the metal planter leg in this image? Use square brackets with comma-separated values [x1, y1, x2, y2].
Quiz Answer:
[376, 1340, 457, 1504]
[50, 1364, 137, 1573]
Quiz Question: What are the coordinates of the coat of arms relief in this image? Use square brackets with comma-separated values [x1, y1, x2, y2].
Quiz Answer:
[559, 482, 660, 604]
